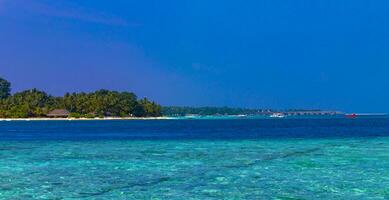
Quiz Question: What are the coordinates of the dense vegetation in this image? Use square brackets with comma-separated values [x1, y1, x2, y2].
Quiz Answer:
[0, 78, 11, 99]
[0, 77, 161, 118]
[162, 106, 272, 116]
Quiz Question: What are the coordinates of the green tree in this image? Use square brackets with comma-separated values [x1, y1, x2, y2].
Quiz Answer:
[137, 98, 162, 117]
[0, 77, 11, 99]
[0, 77, 162, 118]
[133, 103, 145, 117]
[7, 105, 30, 118]
[3, 89, 56, 117]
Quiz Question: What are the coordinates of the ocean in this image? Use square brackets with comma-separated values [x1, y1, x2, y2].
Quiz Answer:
[0, 118, 388, 199]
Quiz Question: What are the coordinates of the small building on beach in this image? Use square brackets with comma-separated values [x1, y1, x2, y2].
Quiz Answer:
[47, 109, 70, 118]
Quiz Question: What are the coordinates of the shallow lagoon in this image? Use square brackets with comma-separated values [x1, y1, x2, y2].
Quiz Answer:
[0, 119, 388, 199]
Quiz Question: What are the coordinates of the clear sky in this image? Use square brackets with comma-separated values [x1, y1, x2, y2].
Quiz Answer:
[0, 0, 388, 112]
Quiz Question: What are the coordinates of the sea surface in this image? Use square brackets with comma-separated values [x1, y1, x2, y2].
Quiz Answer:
[0, 118, 388, 199]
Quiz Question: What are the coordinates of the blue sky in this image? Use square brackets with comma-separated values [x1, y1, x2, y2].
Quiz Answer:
[0, 0, 388, 112]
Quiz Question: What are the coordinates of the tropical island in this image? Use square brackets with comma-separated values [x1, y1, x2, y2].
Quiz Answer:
[0, 77, 343, 119]
[0, 77, 162, 119]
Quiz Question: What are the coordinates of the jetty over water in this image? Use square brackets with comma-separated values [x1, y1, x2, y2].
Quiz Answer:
[280, 110, 342, 116]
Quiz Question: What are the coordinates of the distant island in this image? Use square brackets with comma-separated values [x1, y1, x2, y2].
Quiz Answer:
[0, 77, 162, 118]
[162, 106, 342, 117]
[162, 106, 270, 116]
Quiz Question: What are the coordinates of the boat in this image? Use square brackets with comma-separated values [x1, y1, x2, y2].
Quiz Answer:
[345, 113, 357, 118]
[270, 113, 285, 118]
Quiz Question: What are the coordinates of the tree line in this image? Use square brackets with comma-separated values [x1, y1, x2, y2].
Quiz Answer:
[162, 106, 272, 116]
[0, 77, 161, 118]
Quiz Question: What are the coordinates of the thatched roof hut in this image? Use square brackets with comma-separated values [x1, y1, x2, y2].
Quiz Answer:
[47, 109, 70, 118]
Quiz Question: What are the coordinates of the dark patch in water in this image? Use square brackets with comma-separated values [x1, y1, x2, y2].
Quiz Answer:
[279, 147, 321, 159]
[224, 147, 322, 169]
[0, 146, 34, 151]
[76, 177, 171, 198]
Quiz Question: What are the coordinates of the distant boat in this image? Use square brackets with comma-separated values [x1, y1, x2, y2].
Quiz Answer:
[345, 113, 357, 118]
[185, 114, 200, 119]
[270, 113, 285, 118]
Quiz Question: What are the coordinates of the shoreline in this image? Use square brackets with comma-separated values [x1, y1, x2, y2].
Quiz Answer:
[0, 117, 173, 121]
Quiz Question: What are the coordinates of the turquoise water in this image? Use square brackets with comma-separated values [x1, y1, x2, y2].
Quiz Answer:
[0, 119, 388, 199]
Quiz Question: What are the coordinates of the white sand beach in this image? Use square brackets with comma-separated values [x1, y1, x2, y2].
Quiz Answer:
[0, 117, 173, 121]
